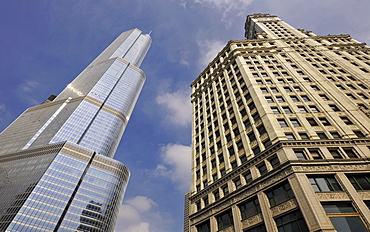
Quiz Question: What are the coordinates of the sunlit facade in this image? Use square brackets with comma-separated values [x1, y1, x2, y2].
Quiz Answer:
[0, 29, 151, 231]
[185, 14, 370, 232]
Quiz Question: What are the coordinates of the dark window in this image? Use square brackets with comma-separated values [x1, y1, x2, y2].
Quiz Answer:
[322, 203, 368, 232]
[269, 155, 280, 168]
[214, 190, 220, 200]
[244, 171, 252, 183]
[308, 176, 342, 192]
[329, 105, 340, 111]
[290, 118, 301, 127]
[283, 107, 292, 113]
[196, 220, 210, 232]
[298, 106, 308, 113]
[239, 197, 261, 220]
[354, 130, 365, 138]
[329, 148, 343, 159]
[222, 185, 229, 195]
[301, 95, 310, 101]
[286, 133, 295, 140]
[307, 118, 318, 126]
[271, 107, 280, 114]
[344, 147, 358, 158]
[234, 177, 242, 189]
[266, 97, 274, 103]
[291, 96, 300, 102]
[216, 210, 233, 230]
[258, 163, 268, 175]
[319, 118, 331, 126]
[294, 150, 306, 160]
[340, 117, 353, 125]
[275, 210, 308, 232]
[317, 132, 328, 139]
[276, 96, 285, 102]
[299, 133, 309, 140]
[331, 132, 341, 138]
[278, 119, 289, 127]
[309, 149, 322, 159]
[348, 175, 370, 190]
[266, 182, 294, 207]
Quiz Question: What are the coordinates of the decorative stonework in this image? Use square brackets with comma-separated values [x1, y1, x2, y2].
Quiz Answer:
[332, 164, 370, 171]
[316, 192, 349, 201]
[299, 166, 333, 172]
[358, 191, 370, 200]
[271, 198, 298, 217]
[218, 225, 235, 232]
[241, 214, 263, 228]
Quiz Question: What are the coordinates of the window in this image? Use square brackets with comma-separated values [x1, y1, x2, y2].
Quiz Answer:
[343, 147, 358, 158]
[269, 155, 280, 168]
[239, 198, 261, 220]
[291, 96, 300, 102]
[290, 118, 301, 127]
[340, 116, 353, 125]
[309, 106, 320, 112]
[287, 78, 295, 83]
[197, 220, 210, 232]
[317, 132, 328, 139]
[283, 107, 292, 113]
[275, 210, 308, 232]
[256, 80, 263, 85]
[294, 150, 306, 160]
[216, 210, 233, 230]
[301, 95, 310, 101]
[214, 190, 220, 200]
[299, 133, 309, 140]
[258, 163, 268, 175]
[284, 87, 292, 92]
[331, 132, 341, 138]
[234, 177, 242, 189]
[271, 107, 280, 114]
[244, 171, 252, 183]
[309, 176, 342, 192]
[307, 118, 318, 126]
[203, 196, 209, 207]
[354, 130, 365, 138]
[278, 119, 288, 127]
[271, 87, 279, 92]
[309, 149, 322, 159]
[348, 175, 370, 190]
[319, 118, 331, 126]
[276, 96, 285, 102]
[311, 85, 320, 91]
[294, 86, 302, 92]
[286, 133, 295, 140]
[329, 148, 343, 159]
[265, 96, 274, 103]
[322, 203, 368, 232]
[298, 106, 308, 113]
[218, 154, 224, 163]
[222, 185, 229, 195]
[266, 182, 294, 207]
[320, 94, 329, 100]
[329, 105, 340, 111]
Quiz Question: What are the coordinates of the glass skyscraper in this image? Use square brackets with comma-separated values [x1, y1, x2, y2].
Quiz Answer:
[0, 28, 151, 231]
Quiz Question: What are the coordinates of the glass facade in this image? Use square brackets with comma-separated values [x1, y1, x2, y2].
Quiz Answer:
[0, 29, 150, 231]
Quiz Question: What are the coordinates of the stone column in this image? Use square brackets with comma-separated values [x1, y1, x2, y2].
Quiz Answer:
[288, 173, 335, 232]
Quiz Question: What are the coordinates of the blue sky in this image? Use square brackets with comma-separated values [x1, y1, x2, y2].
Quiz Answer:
[0, 1, 369, 231]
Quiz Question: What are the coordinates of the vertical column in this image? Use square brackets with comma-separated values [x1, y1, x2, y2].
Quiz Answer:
[232, 204, 241, 231]
[210, 216, 217, 232]
[288, 174, 335, 231]
[257, 191, 277, 232]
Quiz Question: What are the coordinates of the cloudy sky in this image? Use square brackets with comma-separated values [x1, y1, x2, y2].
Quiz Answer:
[0, 1, 369, 231]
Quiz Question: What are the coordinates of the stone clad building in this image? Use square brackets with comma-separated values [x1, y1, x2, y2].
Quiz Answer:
[185, 14, 370, 232]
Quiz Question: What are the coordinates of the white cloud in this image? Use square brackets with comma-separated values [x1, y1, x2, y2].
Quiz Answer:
[115, 196, 156, 232]
[197, 39, 225, 68]
[156, 89, 192, 127]
[125, 196, 157, 212]
[115, 195, 174, 232]
[188, 0, 254, 24]
[17, 81, 42, 105]
[154, 143, 191, 191]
